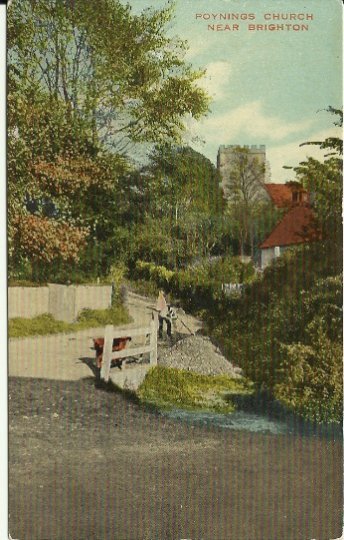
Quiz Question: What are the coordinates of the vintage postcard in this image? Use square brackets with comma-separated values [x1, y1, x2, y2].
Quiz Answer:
[7, 0, 343, 539]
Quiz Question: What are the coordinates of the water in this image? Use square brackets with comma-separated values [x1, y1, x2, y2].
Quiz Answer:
[163, 408, 289, 435]
[162, 404, 342, 440]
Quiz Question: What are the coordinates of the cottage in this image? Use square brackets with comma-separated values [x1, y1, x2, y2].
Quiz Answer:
[263, 182, 309, 207]
[259, 182, 320, 269]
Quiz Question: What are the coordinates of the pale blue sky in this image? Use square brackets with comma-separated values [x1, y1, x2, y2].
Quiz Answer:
[130, 0, 342, 181]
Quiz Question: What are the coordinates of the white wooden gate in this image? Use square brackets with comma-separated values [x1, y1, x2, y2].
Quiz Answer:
[100, 314, 158, 382]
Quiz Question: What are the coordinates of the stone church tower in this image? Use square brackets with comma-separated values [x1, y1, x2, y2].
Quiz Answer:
[217, 144, 270, 200]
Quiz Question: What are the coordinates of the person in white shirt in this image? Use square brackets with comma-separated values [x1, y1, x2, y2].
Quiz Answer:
[156, 290, 172, 338]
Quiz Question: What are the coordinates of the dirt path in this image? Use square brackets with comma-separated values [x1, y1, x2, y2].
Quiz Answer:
[9, 377, 343, 540]
[8, 291, 202, 381]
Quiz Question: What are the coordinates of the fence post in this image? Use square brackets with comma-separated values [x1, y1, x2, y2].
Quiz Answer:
[100, 324, 113, 382]
[150, 313, 158, 366]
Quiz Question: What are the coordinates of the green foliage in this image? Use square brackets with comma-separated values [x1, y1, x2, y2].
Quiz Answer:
[76, 304, 132, 327]
[275, 327, 342, 423]
[8, 0, 209, 150]
[125, 279, 160, 299]
[8, 280, 44, 287]
[131, 145, 225, 267]
[9, 304, 132, 338]
[138, 366, 254, 413]
[8, 0, 210, 281]
[132, 257, 255, 313]
[134, 260, 175, 289]
[206, 244, 342, 423]
[128, 218, 187, 269]
[203, 257, 255, 284]
[9, 314, 72, 338]
[286, 107, 343, 247]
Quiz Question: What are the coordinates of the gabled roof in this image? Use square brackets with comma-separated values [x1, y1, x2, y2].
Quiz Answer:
[264, 183, 309, 208]
[264, 183, 293, 207]
[260, 205, 320, 249]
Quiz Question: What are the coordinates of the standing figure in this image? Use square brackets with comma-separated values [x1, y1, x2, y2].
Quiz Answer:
[156, 290, 172, 339]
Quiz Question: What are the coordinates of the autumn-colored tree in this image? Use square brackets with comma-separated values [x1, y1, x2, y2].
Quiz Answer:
[8, 0, 210, 279]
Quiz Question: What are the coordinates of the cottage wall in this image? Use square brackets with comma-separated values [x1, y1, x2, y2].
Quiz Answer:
[261, 245, 288, 269]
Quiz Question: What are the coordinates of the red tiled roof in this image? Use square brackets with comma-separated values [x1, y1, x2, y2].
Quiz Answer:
[260, 206, 320, 249]
[264, 183, 293, 207]
[264, 183, 309, 208]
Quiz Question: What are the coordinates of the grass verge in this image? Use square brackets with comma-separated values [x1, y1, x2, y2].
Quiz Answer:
[138, 366, 254, 413]
[9, 304, 132, 338]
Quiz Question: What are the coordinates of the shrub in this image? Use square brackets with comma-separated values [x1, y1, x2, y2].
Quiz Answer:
[205, 244, 343, 423]
[132, 257, 254, 314]
[76, 304, 132, 327]
[138, 366, 254, 413]
[275, 329, 343, 423]
[125, 278, 160, 299]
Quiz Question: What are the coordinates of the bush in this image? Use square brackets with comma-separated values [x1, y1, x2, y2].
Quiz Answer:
[205, 245, 343, 424]
[275, 329, 343, 423]
[8, 280, 44, 287]
[134, 260, 175, 289]
[138, 366, 254, 413]
[76, 304, 132, 327]
[132, 257, 255, 314]
[125, 278, 160, 299]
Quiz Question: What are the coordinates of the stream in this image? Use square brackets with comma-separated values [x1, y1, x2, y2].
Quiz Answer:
[161, 401, 342, 440]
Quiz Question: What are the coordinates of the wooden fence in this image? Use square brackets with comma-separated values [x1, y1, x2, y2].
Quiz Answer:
[100, 314, 158, 382]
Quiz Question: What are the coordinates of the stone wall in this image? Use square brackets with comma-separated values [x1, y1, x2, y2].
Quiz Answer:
[74, 285, 112, 318]
[48, 284, 76, 323]
[9, 284, 112, 322]
[8, 287, 50, 319]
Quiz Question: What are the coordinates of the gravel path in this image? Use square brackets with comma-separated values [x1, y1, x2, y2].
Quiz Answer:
[159, 335, 243, 377]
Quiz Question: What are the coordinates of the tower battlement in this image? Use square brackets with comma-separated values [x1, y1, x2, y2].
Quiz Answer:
[217, 144, 266, 170]
[218, 144, 266, 152]
[217, 143, 269, 198]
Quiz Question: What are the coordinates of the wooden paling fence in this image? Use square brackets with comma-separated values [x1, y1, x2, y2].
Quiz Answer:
[100, 314, 158, 382]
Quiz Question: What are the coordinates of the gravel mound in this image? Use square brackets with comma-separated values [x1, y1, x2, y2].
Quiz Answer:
[158, 335, 243, 378]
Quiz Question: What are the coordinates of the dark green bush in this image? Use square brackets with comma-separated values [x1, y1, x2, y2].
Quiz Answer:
[206, 243, 343, 423]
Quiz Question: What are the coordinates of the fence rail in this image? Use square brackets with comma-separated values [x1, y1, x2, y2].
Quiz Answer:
[100, 314, 158, 382]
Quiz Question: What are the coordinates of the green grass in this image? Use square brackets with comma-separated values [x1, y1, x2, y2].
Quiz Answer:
[8, 280, 46, 287]
[138, 366, 254, 413]
[9, 305, 132, 338]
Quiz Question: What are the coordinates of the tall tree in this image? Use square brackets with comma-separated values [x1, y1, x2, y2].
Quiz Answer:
[224, 146, 269, 257]
[8, 0, 210, 152]
[7, 0, 210, 279]
[140, 146, 225, 267]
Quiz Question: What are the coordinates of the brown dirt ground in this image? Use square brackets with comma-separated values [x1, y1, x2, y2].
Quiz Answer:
[9, 376, 343, 540]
